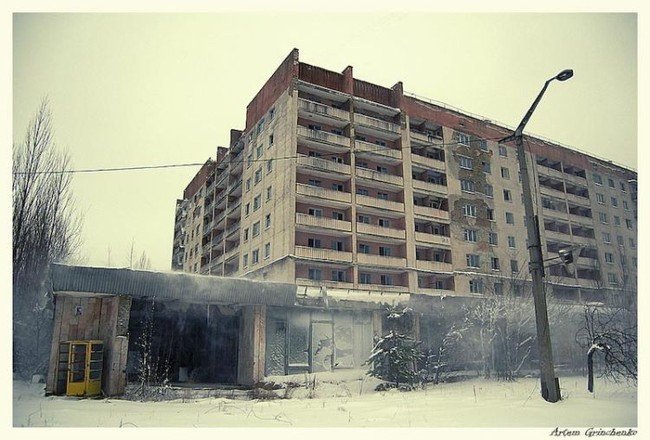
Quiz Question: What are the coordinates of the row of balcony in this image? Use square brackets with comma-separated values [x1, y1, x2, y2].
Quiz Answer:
[293, 245, 453, 271]
[540, 184, 590, 207]
[537, 163, 587, 186]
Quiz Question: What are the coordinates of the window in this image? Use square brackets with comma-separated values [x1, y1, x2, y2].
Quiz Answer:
[308, 208, 323, 217]
[308, 238, 321, 248]
[331, 241, 344, 251]
[617, 235, 624, 246]
[264, 243, 271, 259]
[505, 212, 515, 225]
[257, 118, 265, 134]
[254, 168, 262, 185]
[377, 192, 389, 200]
[614, 216, 621, 226]
[623, 200, 629, 211]
[593, 173, 602, 185]
[246, 178, 251, 192]
[252, 249, 259, 264]
[269, 107, 275, 119]
[380, 274, 393, 286]
[501, 167, 510, 179]
[498, 145, 508, 157]
[607, 273, 618, 286]
[608, 178, 615, 188]
[247, 154, 253, 169]
[620, 182, 627, 192]
[599, 212, 608, 224]
[494, 282, 503, 294]
[376, 165, 388, 174]
[357, 214, 371, 224]
[357, 160, 368, 168]
[464, 229, 478, 242]
[245, 203, 250, 217]
[484, 184, 494, 198]
[625, 218, 633, 229]
[491, 257, 500, 270]
[460, 179, 475, 193]
[266, 159, 273, 174]
[508, 236, 516, 248]
[265, 213, 271, 229]
[604, 252, 614, 264]
[629, 238, 635, 248]
[379, 246, 392, 256]
[602, 232, 611, 243]
[358, 243, 371, 254]
[356, 188, 369, 196]
[462, 204, 477, 217]
[252, 221, 260, 237]
[242, 254, 248, 267]
[332, 183, 344, 192]
[256, 145, 263, 159]
[487, 208, 495, 221]
[466, 254, 480, 268]
[332, 211, 344, 220]
[243, 228, 249, 241]
[489, 232, 498, 246]
[378, 218, 391, 228]
[309, 268, 322, 281]
[266, 186, 272, 201]
[456, 132, 470, 145]
[253, 195, 261, 211]
[478, 139, 489, 152]
[510, 260, 519, 273]
[359, 273, 372, 284]
[611, 197, 618, 207]
[596, 193, 605, 204]
[308, 124, 322, 131]
[332, 270, 346, 282]
[308, 179, 321, 187]
[269, 133, 274, 146]
[482, 161, 491, 174]
[469, 279, 483, 294]
[459, 155, 473, 170]
[503, 189, 512, 202]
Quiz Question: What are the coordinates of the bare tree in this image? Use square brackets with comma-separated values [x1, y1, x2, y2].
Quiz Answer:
[12, 99, 82, 379]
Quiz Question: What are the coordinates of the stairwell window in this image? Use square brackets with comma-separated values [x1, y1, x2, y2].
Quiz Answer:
[466, 254, 480, 268]
[464, 229, 478, 242]
[459, 155, 473, 170]
[469, 279, 483, 294]
[460, 179, 475, 193]
[462, 204, 477, 217]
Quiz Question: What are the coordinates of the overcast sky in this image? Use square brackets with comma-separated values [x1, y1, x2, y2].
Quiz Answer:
[12, 12, 637, 271]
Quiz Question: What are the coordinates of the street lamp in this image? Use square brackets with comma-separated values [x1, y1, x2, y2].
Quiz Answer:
[500, 69, 573, 403]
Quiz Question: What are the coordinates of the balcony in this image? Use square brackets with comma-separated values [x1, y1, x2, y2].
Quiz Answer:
[569, 213, 593, 226]
[212, 232, 224, 247]
[415, 260, 453, 272]
[565, 192, 591, 207]
[537, 165, 564, 180]
[543, 229, 571, 243]
[542, 207, 569, 221]
[223, 246, 239, 262]
[540, 185, 566, 200]
[297, 125, 351, 149]
[357, 253, 406, 268]
[294, 246, 353, 263]
[412, 179, 448, 196]
[355, 139, 402, 162]
[296, 155, 351, 175]
[354, 113, 400, 135]
[410, 129, 443, 145]
[356, 223, 406, 240]
[296, 278, 355, 290]
[295, 213, 352, 232]
[355, 167, 404, 186]
[358, 283, 410, 293]
[413, 205, 450, 221]
[356, 194, 404, 212]
[225, 221, 240, 237]
[417, 287, 455, 297]
[414, 232, 451, 247]
[411, 153, 446, 172]
[227, 179, 242, 195]
[569, 234, 597, 245]
[296, 183, 352, 204]
[228, 198, 242, 213]
[203, 219, 215, 235]
[298, 98, 350, 123]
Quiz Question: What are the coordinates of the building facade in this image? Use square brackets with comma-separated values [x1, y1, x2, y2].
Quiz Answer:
[172, 49, 637, 304]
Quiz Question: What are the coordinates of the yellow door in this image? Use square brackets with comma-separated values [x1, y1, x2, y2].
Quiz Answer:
[66, 342, 87, 396]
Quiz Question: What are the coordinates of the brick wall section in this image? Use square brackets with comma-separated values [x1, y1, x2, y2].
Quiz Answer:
[229, 129, 243, 148]
[183, 160, 214, 200]
[353, 78, 396, 107]
[299, 62, 347, 93]
[245, 49, 299, 131]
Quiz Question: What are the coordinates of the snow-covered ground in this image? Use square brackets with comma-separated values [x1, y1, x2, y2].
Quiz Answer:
[12, 371, 636, 427]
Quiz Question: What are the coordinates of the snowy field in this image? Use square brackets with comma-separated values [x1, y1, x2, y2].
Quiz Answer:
[13, 371, 636, 428]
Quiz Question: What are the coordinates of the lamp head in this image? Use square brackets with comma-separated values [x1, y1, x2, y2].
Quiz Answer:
[556, 69, 574, 81]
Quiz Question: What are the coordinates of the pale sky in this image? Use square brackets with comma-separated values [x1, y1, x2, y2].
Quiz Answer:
[12, 12, 638, 271]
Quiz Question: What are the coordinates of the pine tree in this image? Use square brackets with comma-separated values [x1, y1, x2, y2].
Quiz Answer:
[366, 306, 422, 389]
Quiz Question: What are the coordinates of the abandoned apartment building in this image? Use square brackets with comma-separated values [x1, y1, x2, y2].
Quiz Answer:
[46, 49, 637, 397]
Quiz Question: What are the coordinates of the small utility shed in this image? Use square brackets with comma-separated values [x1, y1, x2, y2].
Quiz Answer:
[46, 264, 297, 396]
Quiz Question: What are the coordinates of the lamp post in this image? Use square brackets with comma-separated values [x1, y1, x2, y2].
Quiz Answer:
[500, 69, 573, 403]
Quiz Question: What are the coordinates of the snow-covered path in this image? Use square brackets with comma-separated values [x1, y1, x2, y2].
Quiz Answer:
[12, 374, 636, 427]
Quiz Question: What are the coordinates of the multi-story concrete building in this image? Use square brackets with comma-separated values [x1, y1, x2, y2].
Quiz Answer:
[172, 49, 637, 304]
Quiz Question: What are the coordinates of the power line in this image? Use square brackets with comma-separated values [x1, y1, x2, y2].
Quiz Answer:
[12, 135, 507, 176]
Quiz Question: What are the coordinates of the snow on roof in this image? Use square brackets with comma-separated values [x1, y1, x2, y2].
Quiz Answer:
[50, 263, 297, 307]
